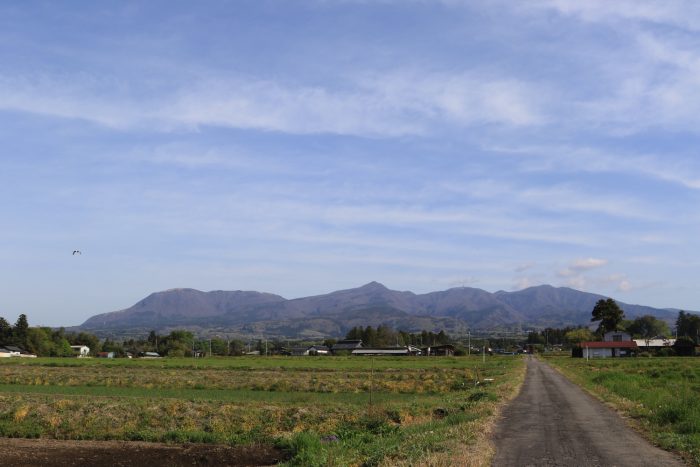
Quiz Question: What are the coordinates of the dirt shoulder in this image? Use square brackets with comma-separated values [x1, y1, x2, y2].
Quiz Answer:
[0, 438, 285, 467]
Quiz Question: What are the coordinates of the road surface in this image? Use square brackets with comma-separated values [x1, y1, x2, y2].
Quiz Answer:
[492, 357, 686, 467]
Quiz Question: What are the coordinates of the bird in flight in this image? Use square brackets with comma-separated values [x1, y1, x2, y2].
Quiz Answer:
[72, 250, 81, 255]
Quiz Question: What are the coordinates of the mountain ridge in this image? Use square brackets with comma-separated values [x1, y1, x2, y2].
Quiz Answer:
[78, 282, 692, 338]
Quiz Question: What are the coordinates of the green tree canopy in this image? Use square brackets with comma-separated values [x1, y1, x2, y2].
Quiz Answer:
[676, 311, 700, 343]
[591, 298, 625, 334]
[625, 315, 670, 339]
[0, 317, 11, 342]
[13, 313, 29, 346]
[565, 328, 595, 344]
[344, 325, 451, 347]
[66, 331, 101, 354]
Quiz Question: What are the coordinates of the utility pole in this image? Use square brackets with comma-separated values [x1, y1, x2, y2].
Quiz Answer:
[369, 357, 374, 413]
[468, 331, 471, 356]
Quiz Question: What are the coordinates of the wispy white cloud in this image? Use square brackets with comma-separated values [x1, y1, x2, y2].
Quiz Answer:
[558, 258, 608, 277]
[5, 0, 700, 323]
[327, 0, 700, 33]
[484, 143, 700, 191]
[0, 69, 546, 137]
[356, 71, 547, 127]
[526, 0, 700, 31]
[553, 259, 654, 297]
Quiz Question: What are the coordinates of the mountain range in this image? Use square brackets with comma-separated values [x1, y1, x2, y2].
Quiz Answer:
[78, 282, 690, 339]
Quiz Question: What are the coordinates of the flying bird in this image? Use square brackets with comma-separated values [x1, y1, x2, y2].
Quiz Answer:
[72, 250, 81, 255]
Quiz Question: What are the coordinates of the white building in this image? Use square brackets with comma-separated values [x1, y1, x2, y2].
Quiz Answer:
[70, 345, 90, 357]
[0, 347, 19, 358]
[634, 337, 676, 350]
[581, 331, 637, 358]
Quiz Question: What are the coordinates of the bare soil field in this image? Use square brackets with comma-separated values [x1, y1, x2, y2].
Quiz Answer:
[0, 438, 284, 467]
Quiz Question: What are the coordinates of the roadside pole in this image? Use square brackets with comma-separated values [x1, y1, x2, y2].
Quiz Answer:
[369, 357, 374, 413]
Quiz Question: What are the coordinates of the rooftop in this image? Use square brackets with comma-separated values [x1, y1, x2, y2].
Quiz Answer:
[580, 341, 638, 349]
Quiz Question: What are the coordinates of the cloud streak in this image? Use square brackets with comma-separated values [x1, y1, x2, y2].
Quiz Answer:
[0, 69, 546, 137]
[3, 0, 700, 324]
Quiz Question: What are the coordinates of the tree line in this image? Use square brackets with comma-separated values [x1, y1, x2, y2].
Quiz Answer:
[0, 314, 209, 357]
[0, 314, 316, 357]
[344, 325, 450, 347]
[589, 298, 700, 344]
[0, 314, 101, 357]
[4, 305, 697, 358]
[522, 300, 699, 356]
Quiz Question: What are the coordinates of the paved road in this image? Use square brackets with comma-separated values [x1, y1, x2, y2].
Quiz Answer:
[492, 357, 686, 467]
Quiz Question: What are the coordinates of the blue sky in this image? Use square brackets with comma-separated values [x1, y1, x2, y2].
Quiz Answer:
[2, 0, 700, 326]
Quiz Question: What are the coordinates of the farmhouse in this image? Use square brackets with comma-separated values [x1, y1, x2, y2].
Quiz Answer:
[2, 345, 37, 358]
[634, 337, 676, 351]
[70, 345, 90, 357]
[578, 331, 638, 358]
[422, 344, 456, 356]
[288, 347, 309, 356]
[332, 339, 363, 354]
[308, 345, 329, 355]
[351, 345, 422, 356]
[0, 347, 19, 357]
[287, 345, 330, 356]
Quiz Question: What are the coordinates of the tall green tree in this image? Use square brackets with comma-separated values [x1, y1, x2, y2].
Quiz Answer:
[12, 314, 30, 347]
[147, 330, 159, 351]
[375, 324, 394, 347]
[159, 330, 193, 356]
[0, 317, 11, 343]
[676, 311, 700, 343]
[565, 328, 595, 345]
[591, 298, 625, 334]
[625, 315, 670, 340]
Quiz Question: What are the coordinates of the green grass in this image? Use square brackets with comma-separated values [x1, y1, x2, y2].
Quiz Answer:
[546, 356, 700, 465]
[0, 355, 525, 466]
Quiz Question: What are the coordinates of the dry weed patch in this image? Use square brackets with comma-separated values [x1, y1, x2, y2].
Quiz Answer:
[0, 356, 525, 466]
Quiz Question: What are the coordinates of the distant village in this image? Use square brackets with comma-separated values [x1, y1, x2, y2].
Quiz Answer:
[2, 303, 700, 359]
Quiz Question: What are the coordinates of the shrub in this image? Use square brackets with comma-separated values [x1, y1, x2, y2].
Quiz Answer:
[281, 432, 326, 467]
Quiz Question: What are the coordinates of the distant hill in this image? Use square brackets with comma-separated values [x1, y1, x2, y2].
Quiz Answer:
[78, 282, 690, 338]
